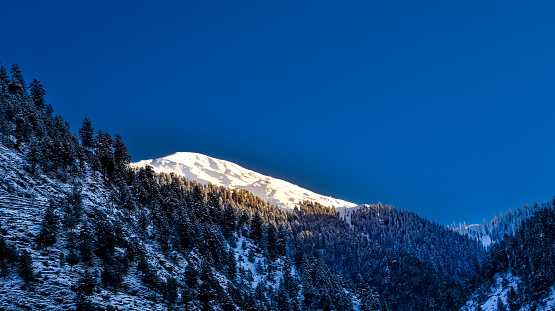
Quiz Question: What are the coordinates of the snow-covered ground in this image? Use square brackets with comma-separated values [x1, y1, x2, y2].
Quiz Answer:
[454, 224, 493, 247]
[462, 272, 555, 311]
[133, 152, 358, 210]
[462, 273, 519, 311]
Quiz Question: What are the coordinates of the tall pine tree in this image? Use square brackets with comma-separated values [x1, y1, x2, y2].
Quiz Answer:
[79, 118, 95, 150]
[113, 133, 130, 165]
[29, 79, 46, 111]
[96, 129, 114, 176]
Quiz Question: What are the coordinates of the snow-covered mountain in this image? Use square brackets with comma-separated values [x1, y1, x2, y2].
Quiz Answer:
[133, 152, 358, 210]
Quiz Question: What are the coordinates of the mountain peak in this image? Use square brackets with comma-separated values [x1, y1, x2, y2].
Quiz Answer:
[133, 152, 358, 210]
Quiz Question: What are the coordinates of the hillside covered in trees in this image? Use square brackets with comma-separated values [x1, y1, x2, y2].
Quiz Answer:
[462, 205, 555, 310]
[0, 61, 538, 311]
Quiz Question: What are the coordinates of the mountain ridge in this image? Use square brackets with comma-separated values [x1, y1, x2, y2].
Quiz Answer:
[133, 151, 359, 210]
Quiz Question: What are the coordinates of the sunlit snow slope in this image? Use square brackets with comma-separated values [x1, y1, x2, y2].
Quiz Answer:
[133, 152, 358, 210]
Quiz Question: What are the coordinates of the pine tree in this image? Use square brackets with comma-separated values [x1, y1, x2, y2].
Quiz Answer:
[37, 199, 60, 246]
[184, 263, 200, 288]
[79, 118, 95, 150]
[95, 218, 117, 257]
[282, 263, 298, 298]
[79, 223, 94, 264]
[207, 191, 221, 219]
[26, 138, 44, 174]
[96, 129, 114, 176]
[79, 270, 96, 296]
[267, 223, 277, 259]
[63, 186, 83, 229]
[0, 65, 8, 98]
[100, 263, 125, 290]
[221, 203, 237, 240]
[178, 214, 199, 249]
[29, 79, 46, 111]
[276, 280, 293, 311]
[9, 64, 27, 95]
[199, 263, 219, 307]
[276, 231, 287, 257]
[0, 64, 13, 145]
[250, 212, 264, 249]
[113, 133, 131, 165]
[66, 249, 81, 266]
[18, 250, 34, 284]
[137, 257, 159, 290]
[226, 250, 237, 281]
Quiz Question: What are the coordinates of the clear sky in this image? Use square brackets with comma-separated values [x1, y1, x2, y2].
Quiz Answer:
[2, 1, 555, 225]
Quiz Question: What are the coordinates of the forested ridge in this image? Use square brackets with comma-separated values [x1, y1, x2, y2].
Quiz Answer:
[463, 206, 555, 310]
[0, 62, 495, 310]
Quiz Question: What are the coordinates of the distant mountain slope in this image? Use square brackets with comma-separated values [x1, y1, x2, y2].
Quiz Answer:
[133, 152, 358, 210]
[453, 200, 553, 247]
[462, 206, 555, 310]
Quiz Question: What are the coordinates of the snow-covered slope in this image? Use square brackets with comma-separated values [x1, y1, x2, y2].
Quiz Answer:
[462, 272, 555, 311]
[133, 152, 358, 210]
[454, 224, 493, 247]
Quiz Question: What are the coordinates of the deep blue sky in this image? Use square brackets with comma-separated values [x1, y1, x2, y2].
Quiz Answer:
[3, 1, 555, 225]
